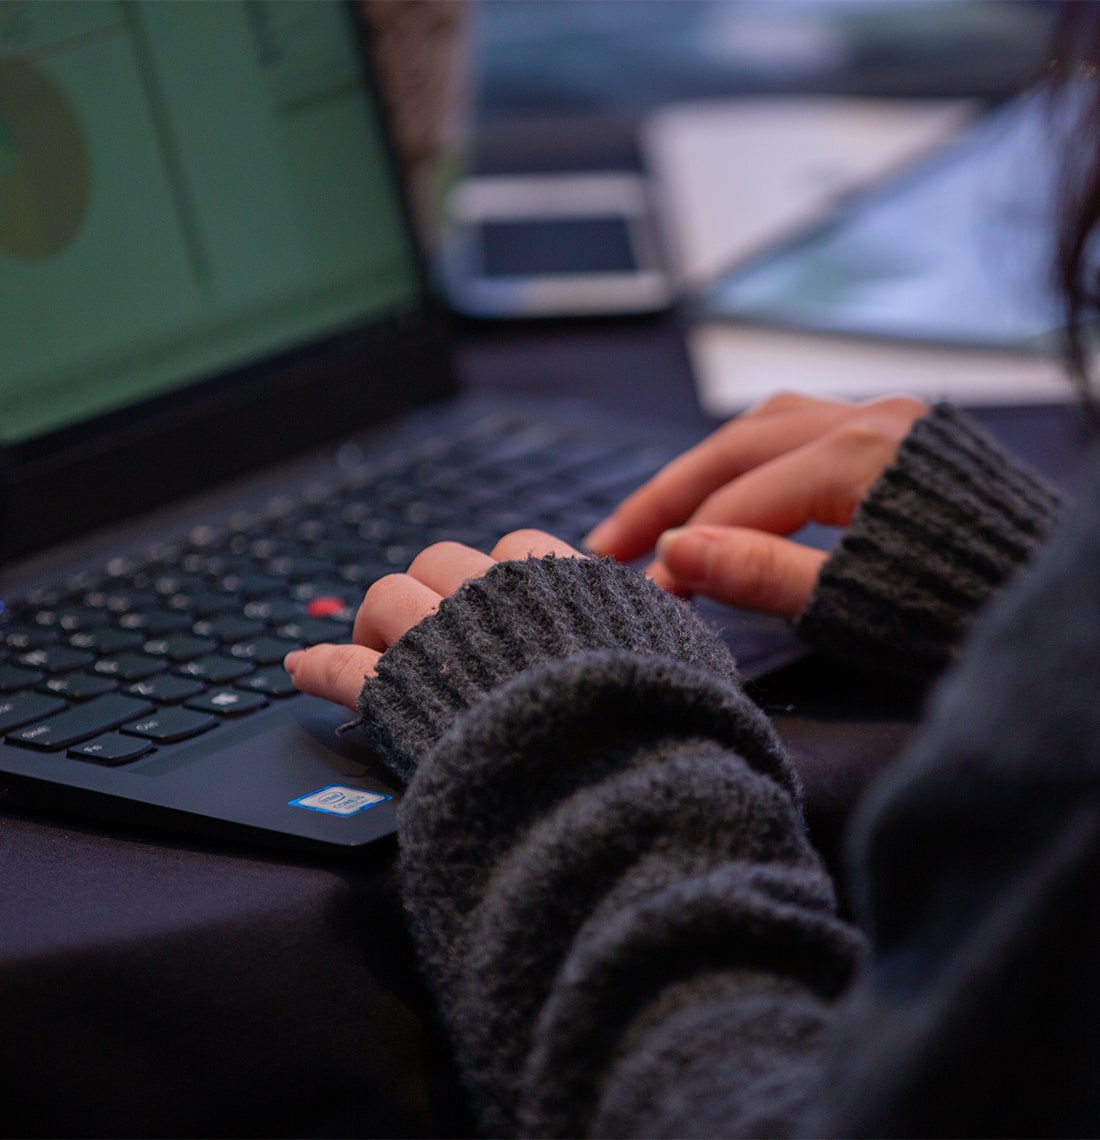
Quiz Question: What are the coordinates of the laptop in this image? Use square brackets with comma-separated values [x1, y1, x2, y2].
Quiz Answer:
[0, 0, 801, 855]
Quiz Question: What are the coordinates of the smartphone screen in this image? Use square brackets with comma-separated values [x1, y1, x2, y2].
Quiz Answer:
[440, 172, 672, 317]
[478, 216, 638, 277]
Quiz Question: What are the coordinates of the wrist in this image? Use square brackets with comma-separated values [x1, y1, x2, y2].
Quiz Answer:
[355, 554, 740, 783]
[796, 404, 1065, 683]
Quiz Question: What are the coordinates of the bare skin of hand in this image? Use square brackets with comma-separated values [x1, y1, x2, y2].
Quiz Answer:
[585, 392, 929, 617]
[285, 529, 583, 711]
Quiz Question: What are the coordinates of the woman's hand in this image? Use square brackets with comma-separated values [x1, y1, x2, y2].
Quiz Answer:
[285, 529, 583, 711]
[585, 392, 928, 616]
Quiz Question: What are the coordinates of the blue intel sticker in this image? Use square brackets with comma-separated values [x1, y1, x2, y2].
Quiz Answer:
[289, 785, 391, 817]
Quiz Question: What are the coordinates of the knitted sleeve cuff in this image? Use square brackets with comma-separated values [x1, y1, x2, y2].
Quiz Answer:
[794, 404, 1066, 684]
[355, 554, 740, 784]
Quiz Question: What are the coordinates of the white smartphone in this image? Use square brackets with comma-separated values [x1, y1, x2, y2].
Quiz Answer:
[439, 172, 674, 318]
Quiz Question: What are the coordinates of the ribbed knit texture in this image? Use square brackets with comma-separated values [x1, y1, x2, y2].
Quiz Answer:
[355, 556, 863, 1136]
[795, 404, 1065, 684]
[356, 554, 740, 785]
[803, 442, 1100, 1138]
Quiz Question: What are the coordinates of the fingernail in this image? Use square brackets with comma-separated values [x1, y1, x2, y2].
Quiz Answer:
[284, 649, 304, 675]
[655, 527, 711, 584]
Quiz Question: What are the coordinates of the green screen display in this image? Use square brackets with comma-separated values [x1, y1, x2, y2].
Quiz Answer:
[0, 0, 421, 443]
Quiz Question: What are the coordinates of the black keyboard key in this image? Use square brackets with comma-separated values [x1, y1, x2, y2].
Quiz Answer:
[185, 689, 267, 717]
[276, 617, 351, 645]
[0, 691, 68, 733]
[67, 628, 145, 655]
[183, 554, 249, 579]
[152, 572, 207, 598]
[3, 624, 60, 651]
[175, 655, 254, 684]
[288, 518, 330, 544]
[236, 667, 298, 699]
[125, 675, 206, 704]
[97, 590, 160, 616]
[69, 733, 154, 766]
[16, 586, 65, 612]
[354, 517, 399, 543]
[213, 574, 284, 602]
[40, 673, 119, 701]
[92, 653, 169, 682]
[166, 590, 239, 617]
[312, 538, 369, 566]
[28, 606, 111, 633]
[242, 598, 302, 625]
[246, 537, 291, 561]
[117, 608, 193, 635]
[0, 663, 44, 693]
[8, 693, 154, 751]
[17, 645, 96, 675]
[228, 636, 300, 666]
[190, 615, 266, 643]
[263, 554, 333, 582]
[121, 707, 217, 743]
[142, 633, 218, 662]
[377, 544, 418, 570]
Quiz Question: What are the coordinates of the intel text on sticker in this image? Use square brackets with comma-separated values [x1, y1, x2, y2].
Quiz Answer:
[289, 785, 391, 816]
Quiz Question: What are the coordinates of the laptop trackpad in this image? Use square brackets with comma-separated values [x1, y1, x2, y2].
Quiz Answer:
[128, 699, 399, 848]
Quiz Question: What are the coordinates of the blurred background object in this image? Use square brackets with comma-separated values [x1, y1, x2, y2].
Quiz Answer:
[468, 1, 1059, 181]
[474, 0, 1056, 126]
[418, 1, 1082, 416]
[367, 1, 1058, 226]
[362, 0, 475, 249]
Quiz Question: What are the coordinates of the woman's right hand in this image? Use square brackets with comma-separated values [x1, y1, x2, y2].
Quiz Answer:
[585, 392, 928, 617]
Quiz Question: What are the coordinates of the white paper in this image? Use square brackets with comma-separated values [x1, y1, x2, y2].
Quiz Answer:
[689, 325, 1072, 417]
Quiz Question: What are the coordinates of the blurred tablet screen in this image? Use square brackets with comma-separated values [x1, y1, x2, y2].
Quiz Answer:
[698, 93, 1073, 354]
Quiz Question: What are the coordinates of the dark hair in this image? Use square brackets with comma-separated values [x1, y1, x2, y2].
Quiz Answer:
[1051, 1, 1100, 419]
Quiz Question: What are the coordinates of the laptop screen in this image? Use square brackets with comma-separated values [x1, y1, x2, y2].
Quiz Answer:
[0, 0, 454, 563]
[1, 0, 422, 445]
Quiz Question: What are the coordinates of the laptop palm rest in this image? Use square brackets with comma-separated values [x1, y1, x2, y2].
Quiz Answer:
[0, 697, 399, 853]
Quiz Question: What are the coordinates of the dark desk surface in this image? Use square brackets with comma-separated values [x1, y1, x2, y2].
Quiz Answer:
[3, 313, 1091, 1137]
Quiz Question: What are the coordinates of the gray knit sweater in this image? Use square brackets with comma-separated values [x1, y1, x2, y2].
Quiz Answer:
[796, 404, 1064, 681]
[356, 405, 1084, 1137]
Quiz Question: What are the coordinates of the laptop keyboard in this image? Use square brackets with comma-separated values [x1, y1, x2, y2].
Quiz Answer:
[0, 409, 672, 767]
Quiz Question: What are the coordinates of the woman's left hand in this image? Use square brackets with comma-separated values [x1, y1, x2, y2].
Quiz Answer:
[586, 392, 928, 616]
[284, 529, 583, 711]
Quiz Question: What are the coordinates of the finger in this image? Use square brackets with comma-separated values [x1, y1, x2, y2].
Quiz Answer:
[687, 412, 915, 535]
[490, 529, 585, 562]
[353, 573, 444, 651]
[584, 399, 861, 562]
[407, 541, 496, 597]
[655, 525, 828, 617]
[284, 643, 381, 711]
[643, 558, 693, 598]
[736, 390, 850, 422]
